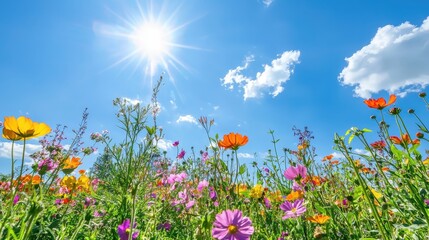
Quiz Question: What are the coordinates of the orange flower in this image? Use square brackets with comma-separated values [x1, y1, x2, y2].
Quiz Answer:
[322, 154, 333, 161]
[286, 190, 304, 201]
[2, 116, 51, 140]
[32, 175, 41, 185]
[390, 134, 419, 147]
[78, 169, 86, 175]
[62, 157, 82, 174]
[364, 94, 396, 110]
[218, 132, 248, 150]
[330, 160, 339, 165]
[307, 214, 330, 224]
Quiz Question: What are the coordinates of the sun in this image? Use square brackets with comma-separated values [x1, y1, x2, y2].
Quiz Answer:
[95, 1, 197, 81]
[131, 21, 171, 62]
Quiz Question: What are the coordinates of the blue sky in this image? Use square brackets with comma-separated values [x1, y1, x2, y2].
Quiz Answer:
[1, 0, 429, 173]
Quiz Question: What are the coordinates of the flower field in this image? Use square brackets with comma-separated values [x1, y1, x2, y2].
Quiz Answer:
[1, 81, 429, 240]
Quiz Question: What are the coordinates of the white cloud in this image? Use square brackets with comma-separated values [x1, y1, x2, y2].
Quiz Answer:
[331, 152, 344, 159]
[354, 148, 370, 155]
[170, 100, 178, 109]
[221, 51, 300, 100]
[0, 142, 42, 166]
[263, 0, 273, 7]
[176, 115, 198, 125]
[339, 17, 429, 98]
[156, 138, 173, 151]
[213, 105, 220, 111]
[222, 55, 254, 90]
[121, 97, 142, 106]
[237, 153, 255, 159]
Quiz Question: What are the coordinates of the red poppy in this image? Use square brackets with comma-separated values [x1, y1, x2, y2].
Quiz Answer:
[370, 140, 386, 150]
[364, 94, 396, 110]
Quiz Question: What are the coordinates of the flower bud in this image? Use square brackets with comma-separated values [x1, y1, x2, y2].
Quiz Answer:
[416, 132, 424, 139]
[408, 109, 415, 114]
[389, 107, 401, 115]
[370, 115, 376, 120]
[419, 92, 427, 98]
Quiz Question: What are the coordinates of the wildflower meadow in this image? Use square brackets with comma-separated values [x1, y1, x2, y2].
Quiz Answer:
[1, 76, 429, 240]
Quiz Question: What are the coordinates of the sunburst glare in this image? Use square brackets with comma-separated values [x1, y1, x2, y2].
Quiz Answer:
[94, 1, 197, 83]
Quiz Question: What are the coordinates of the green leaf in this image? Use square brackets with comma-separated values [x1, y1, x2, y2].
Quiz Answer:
[348, 134, 355, 145]
[353, 185, 363, 202]
[362, 128, 372, 133]
[239, 164, 247, 175]
[314, 202, 326, 214]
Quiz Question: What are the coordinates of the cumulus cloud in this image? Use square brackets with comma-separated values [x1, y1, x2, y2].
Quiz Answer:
[237, 153, 255, 159]
[176, 115, 198, 125]
[221, 51, 300, 100]
[0, 141, 41, 165]
[156, 139, 173, 151]
[339, 17, 429, 98]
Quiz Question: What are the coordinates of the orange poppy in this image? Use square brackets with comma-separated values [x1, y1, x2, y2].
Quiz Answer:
[307, 214, 330, 224]
[364, 94, 396, 110]
[218, 132, 248, 150]
[62, 157, 82, 174]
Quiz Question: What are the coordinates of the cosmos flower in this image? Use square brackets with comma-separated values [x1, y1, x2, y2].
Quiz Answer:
[363, 94, 396, 110]
[117, 219, 139, 240]
[283, 164, 307, 181]
[280, 199, 307, 219]
[218, 133, 249, 150]
[212, 209, 254, 240]
[2, 116, 51, 140]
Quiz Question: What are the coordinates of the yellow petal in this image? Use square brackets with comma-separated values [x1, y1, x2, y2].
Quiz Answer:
[3, 116, 19, 133]
[32, 122, 51, 138]
[16, 116, 35, 137]
[2, 128, 22, 140]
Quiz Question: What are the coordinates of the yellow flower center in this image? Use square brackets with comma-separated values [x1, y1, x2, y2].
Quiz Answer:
[125, 228, 131, 234]
[228, 225, 238, 234]
[291, 207, 297, 213]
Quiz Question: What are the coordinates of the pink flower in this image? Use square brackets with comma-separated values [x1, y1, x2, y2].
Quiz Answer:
[280, 199, 307, 219]
[283, 164, 307, 180]
[13, 195, 19, 205]
[212, 209, 254, 240]
[186, 200, 195, 210]
[172, 141, 179, 147]
[197, 179, 209, 192]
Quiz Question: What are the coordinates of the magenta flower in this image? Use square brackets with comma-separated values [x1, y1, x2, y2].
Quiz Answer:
[13, 195, 19, 205]
[283, 164, 307, 180]
[172, 140, 179, 147]
[212, 209, 254, 240]
[117, 219, 139, 240]
[177, 149, 186, 159]
[280, 199, 307, 219]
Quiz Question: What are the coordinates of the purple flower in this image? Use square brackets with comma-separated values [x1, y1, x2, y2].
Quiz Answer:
[117, 219, 139, 240]
[212, 209, 254, 240]
[283, 164, 307, 181]
[186, 200, 195, 210]
[157, 222, 172, 231]
[424, 199, 429, 207]
[209, 187, 218, 201]
[172, 141, 179, 147]
[177, 149, 186, 159]
[13, 195, 19, 205]
[280, 199, 307, 219]
[263, 197, 271, 209]
[201, 151, 209, 163]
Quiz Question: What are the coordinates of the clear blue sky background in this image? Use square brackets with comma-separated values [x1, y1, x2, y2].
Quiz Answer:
[1, 0, 429, 173]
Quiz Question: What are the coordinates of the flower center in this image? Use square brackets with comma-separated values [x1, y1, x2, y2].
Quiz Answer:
[228, 225, 238, 234]
[291, 207, 297, 213]
[125, 228, 131, 234]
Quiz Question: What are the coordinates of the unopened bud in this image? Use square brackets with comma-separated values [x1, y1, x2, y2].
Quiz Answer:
[419, 92, 427, 98]
[389, 107, 401, 115]
[416, 132, 424, 139]
[408, 109, 415, 114]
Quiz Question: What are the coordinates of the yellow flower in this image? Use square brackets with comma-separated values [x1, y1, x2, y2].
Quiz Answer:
[249, 184, 264, 199]
[234, 184, 248, 196]
[77, 174, 90, 192]
[371, 188, 383, 199]
[307, 214, 330, 224]
[267, 190, 283, 203]
[32, 175, 41, 185]
[423, 158, 429, 165]
[2, 116, 51, 140]
[286, 190, 304, 201]
[61, 176, 77, 190]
